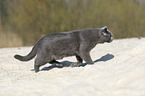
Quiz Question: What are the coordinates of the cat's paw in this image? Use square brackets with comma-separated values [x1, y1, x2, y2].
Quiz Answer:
[87, 62, 94, 65]
[70, 63, 82, 67]
[55, 64, 64, 68]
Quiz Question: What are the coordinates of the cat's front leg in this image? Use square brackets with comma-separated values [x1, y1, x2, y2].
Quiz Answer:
[80, 52, 94, 64]
[76, 55, 83, 64]
[79, 43, 94, 64]
[70, 55, 83, 67]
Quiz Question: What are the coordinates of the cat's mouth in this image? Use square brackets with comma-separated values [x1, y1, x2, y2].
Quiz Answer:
[106, 37, 113, 43]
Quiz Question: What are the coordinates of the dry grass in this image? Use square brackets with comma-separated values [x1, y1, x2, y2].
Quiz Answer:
[0, 31, 23, 48]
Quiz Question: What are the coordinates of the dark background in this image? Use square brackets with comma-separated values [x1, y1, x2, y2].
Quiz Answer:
[0, 0, 145, 47]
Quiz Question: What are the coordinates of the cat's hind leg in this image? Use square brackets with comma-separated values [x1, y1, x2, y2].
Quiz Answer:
[49, 60, 63, 68]
[34, 56, 48, 73]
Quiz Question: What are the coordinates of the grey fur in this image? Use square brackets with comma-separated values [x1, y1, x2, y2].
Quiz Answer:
[14, 26, 113, 72]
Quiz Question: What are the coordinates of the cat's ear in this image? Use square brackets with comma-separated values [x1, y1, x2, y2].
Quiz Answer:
[101, 26, 108, 36]
[102, 26, 108, 32]
[102, 30, 108, 36]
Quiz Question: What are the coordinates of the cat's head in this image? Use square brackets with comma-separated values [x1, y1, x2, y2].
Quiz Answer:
[99, 26, 113, 43]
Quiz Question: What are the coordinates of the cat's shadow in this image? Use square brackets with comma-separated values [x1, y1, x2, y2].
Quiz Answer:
[39, 53, 114, 71]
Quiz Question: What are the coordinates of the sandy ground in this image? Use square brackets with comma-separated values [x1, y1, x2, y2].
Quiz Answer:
[0, 38, 145, 96]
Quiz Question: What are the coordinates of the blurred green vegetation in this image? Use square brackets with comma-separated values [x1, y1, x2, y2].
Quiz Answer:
[0, 0, 145, 47]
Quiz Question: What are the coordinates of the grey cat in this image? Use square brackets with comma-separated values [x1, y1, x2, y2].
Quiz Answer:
[14, 26, 113, 72]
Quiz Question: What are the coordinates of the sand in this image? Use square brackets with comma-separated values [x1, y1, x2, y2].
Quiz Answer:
[0, 38, 145, 96]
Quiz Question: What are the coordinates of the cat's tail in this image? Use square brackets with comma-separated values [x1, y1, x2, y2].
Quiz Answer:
[14, 44, 38, 61]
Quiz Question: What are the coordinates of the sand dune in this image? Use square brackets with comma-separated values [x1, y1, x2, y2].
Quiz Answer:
[0, 38, 145, 96]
